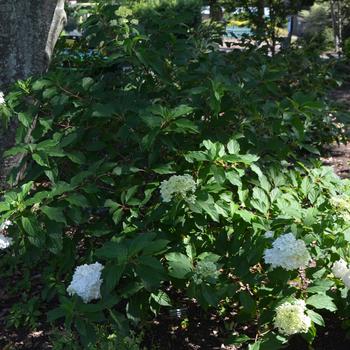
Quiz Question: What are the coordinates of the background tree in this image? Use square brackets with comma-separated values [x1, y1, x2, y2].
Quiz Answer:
[0, 0, 66, 187]
[0, 0, 66, 87]
[211, 0, 316, 51]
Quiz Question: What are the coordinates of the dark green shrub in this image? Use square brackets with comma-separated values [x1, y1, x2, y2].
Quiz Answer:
[344, 37, 350, 59]
[0, 1, 347, 349]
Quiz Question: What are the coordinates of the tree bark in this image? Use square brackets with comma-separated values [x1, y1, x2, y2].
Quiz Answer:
[0, 0, 66, 187]
[0, 0, 66, 87]
[337, 0, 343, 55]
[209, 0, 223, 22]
[330, 0, 340, 53]
[256, 0, 265, 32]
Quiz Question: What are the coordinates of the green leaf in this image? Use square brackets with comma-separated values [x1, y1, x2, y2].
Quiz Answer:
[36, 139, 59, 150]
[152, 163, 175, 174]
[43, 87, 58, 99]
[65, 193, 89, 207]
[151, 290, 172, 306]
[226, 334, 251, 346]
[226, 171, 242, 188]
[307, 279, 333, 294]
[201, 284, 219, 306]
[92, 103, 118, 118]
[3, 145, 27, 157]
[96, 241, 128, 262]
[250, 188, 270, 214]
[47, 307, 65, 322]
[239, 291, 256, 315]
[128, 232, 157, 257]
[171, 118, 199, 134]
[135, 256, 166, 290]
[307, 310, 325, 326]
[47, 221, 63, 254]
[17, 112, 31, 128]
[82, 77, 94, 90]
[41, 206, 67, 224]
[194, 193, 220, 222]
[166, 252, 193, 279]
[67, 151, 86, 165]
[112, 208, 123, 225]
[227, 139, 240, 154]
[103, 262, 126, 293]
[0, 202, 10, 213]
[171, 105, 193, 118]
[32, 152, 50, 167]
[32, 79, 51, 91]
[21, 216, 37, 236]
[260, 332, 286, 350]
[306, 294, 337, 312]
[344, 228, 350, 243]
[78, 294, 120, 313]
[210, 165, 226, 184]
[21, 216, 45, 247]
[248, 341, 262, 350]
[223, 154, 259, 164]
[142, 239, 170, 255]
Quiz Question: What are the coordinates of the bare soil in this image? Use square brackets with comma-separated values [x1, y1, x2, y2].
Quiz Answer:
[322, 84, 350, 178]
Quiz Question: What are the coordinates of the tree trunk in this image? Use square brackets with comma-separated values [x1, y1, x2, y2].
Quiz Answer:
[330, 0, 340, 53]
[209, 0, 223, 22]
[285, 15, 295, 48]
[0, 0, 66, 87]
[337, 0, 343, 55]
[0, 0, 66, 187]
[256, 0, 265, 31]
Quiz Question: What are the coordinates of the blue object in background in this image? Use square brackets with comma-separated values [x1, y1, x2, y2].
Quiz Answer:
[225, 26, 252, 39]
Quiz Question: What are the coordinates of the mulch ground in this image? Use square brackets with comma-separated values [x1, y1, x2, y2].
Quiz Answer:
[322, 83, 350, 179]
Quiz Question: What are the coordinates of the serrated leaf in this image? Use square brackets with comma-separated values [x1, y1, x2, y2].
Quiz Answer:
[306, 294, 337, 311]
[307, 310, 325, 326]
[65, 193, 89, 208]
[227, 139, 240, 154]
[41, 206, 67, 224]
[166, 252, 193, 279]
[151, 290, 172, 306]
[142, 239, 170, 255]
[96, 241, 128, 262]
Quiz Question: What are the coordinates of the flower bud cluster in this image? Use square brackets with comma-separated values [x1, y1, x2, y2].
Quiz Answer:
[160, 174, 196, 203]
[192, 260, 220, 285]
[330, 195, 350, 222]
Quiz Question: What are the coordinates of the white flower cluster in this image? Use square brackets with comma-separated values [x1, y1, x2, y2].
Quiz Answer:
[263, 233, 311, 270]
[67, 262, 104, 303]
[274, 300, 311, 336]
[0, 234, 13, 249]
[0, 91, 4, 105]
[160, 174, 196, 203]
[264, 230, 274, 239]
[331, 259, 350, 288]
[0, 220, 13, 250]
[0, 220, 12, 231]
[192, 260, 220, 285]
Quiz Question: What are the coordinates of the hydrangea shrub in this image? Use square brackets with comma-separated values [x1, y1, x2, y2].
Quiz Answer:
[0, 1, 348, 349]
